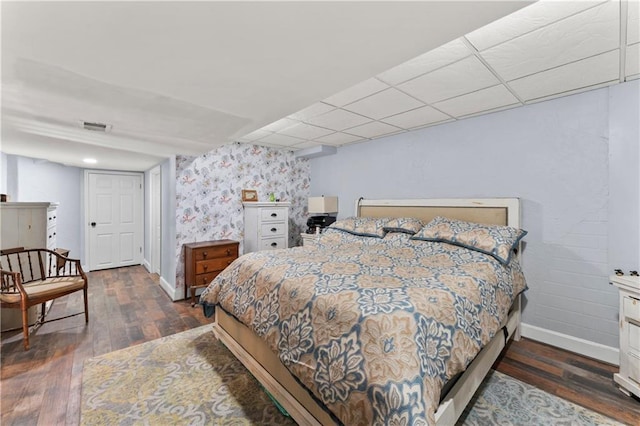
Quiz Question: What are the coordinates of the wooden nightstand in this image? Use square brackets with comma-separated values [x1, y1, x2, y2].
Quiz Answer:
[300, 232, 319, 247]
[184, 240, 239, 306]
[611, 275, 640, 398]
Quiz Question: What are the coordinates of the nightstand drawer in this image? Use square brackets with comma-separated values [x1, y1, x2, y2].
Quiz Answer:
[624, 296, 640, 322]
[193, 245, 239, 261]
[195, 257, 236, 274]
[260, 208, 287, 222]
[258, 237, 286, 251]
[193, 271, 221, 288]
[261, 222, 285, 237]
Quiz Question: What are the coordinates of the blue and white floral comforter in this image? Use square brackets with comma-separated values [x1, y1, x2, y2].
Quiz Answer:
[200, 229, 527, 425]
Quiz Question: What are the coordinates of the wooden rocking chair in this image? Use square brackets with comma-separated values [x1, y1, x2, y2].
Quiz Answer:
[0, 247, 88, 350]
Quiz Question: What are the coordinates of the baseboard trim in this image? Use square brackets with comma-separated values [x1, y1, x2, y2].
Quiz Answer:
[521, 323, 619, 366]
[159, 276, 178, 301]
[142, 259, 151, 273]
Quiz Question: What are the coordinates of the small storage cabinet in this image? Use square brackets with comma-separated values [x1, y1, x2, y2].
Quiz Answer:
[184, 240, 239, 306]
[243, 202, 290, 254]
[612, 275, 640, 398]
[300, 232, 319, 248]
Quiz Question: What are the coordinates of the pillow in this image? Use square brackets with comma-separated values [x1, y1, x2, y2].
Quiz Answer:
[383, 217, 423, 235]
[329, 217, 388, 238]
[411, 216, 527, 265]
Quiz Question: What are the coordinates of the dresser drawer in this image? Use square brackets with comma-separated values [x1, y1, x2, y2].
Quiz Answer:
[192, 271, 222, 288]
[261, 222, 286, 237]
[195, 257, 236, 274]
[628, 322, 640, 384]
[624, 296, 640, 322]
[258, 237, 286, 251]
[260, 208, 287, 222]
[193, 245, 239, 261]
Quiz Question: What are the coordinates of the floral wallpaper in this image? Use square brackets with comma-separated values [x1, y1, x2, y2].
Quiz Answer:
[175, 142, 311, 293]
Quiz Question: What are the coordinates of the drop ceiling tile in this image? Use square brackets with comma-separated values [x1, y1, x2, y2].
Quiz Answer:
[345, 121, 402, 139]
[509, 49, 619, 101]
[381, 106, 450, 129]
[342, 88, 424, 120]
[628, 0, 640, 45]
[433, 84, 520, 118]
[314, 131, 365, 146]
[261, 117, 300, 133]
[626, 43, 640, 77]
[398, 56, 500, 104]
[480, 1, 619, 81]
[288, 102, 335, 122]
[278, 122, 334, 140]
[377, 38, 471, 85]
[323, 78, 389, 107]
[466, 1, 606, 51]
[258, 132, 305, 147]
[239, 129, 272, 142]
[305, 108, 371, 131]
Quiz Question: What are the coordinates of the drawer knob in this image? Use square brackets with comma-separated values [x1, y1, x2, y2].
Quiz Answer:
[202, 251, 208, 258]
[270, 213, 277, 217]
[270, 227, 277, 232]
[203, 265, 208, 271]
[226, 249, 231, 255]
[271, 242, 278, 247]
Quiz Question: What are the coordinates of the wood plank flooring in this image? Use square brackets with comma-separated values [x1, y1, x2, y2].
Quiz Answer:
[1, 265, 639, 425]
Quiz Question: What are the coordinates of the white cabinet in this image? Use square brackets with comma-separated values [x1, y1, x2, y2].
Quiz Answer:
[0, 202, 58, 250]
[243, 202, 290, 254]
[300, 232, 319, 248]
[612, 275, 640, 398]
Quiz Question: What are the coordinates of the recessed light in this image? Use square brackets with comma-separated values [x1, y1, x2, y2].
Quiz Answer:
[83, 158, 97, 164]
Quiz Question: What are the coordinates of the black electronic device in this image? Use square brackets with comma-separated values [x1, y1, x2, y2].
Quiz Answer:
[306, 215, 336, 234]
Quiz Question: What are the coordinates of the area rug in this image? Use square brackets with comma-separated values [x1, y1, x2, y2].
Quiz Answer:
[81, 325, 623, 425]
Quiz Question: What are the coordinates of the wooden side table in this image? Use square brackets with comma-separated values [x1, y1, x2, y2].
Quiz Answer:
[184, 240, 239, 306]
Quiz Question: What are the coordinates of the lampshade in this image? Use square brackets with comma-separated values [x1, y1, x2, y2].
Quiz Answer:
[308, 196, 338, 214]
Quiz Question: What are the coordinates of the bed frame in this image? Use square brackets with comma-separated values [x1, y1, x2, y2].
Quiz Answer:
[213, 198, 523, 425]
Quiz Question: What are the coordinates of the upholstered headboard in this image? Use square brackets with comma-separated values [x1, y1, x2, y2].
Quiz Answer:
[355, 198, 520, 228]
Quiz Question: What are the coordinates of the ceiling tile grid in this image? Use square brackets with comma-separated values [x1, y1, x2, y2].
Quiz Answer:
[238, 0, 633, 153]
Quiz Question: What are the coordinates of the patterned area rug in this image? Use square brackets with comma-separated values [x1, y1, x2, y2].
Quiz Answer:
[81, 325, 623, 425]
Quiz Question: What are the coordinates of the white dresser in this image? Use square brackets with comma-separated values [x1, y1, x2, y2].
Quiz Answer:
[243, 202, 290, 254]
[611, 275, 640, 398]
[0, 202, 58, 250]
[0, 202, 58, 330]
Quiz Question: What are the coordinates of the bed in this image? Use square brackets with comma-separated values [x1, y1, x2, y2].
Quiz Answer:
[200, 198, 527, 425]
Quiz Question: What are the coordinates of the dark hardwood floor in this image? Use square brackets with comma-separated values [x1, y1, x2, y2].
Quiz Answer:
[1, 265, 639, 425]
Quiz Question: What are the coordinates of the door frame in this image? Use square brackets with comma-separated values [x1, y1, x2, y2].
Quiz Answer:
[149, 165, 161, 274]
[84, 170, 144, 271]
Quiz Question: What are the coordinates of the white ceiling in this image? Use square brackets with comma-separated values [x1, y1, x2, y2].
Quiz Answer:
[244, 0, 639, 151]
[1, 1, 637, 171]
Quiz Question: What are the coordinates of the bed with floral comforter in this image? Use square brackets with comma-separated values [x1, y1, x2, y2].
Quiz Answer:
[200, 217, 527, 425]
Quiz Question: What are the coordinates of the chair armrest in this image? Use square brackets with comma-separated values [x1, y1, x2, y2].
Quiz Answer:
[46, 249, 86, 278]
[0, 269, 27, 297]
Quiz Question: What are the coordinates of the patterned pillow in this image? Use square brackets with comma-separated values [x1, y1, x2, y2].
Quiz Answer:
[383, 217, 424, 235]
[329, 217, 388, 238]
[411, 216, 527, 265]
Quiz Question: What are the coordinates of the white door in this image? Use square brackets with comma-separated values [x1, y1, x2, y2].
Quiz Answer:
[87, 171, 143, 271]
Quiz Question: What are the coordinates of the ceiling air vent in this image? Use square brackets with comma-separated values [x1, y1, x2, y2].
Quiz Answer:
[82, 121, 111, 132]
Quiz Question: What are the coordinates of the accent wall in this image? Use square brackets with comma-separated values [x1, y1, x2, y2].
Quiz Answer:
[174, 143, 310, 298]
